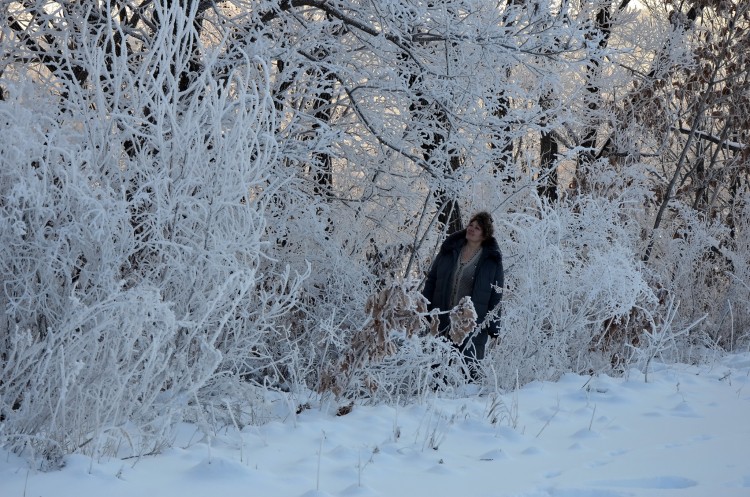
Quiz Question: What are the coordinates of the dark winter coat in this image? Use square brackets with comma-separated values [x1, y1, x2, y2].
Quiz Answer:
[422, 230, 504, 360]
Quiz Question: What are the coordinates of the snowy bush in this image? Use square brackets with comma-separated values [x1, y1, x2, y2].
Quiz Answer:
[487, 195, 658, 388]
[644, 203, 750, 354]
[722, 200, 750, 349]
[0, 3, 304, 467]
[316, 278, 463, 402]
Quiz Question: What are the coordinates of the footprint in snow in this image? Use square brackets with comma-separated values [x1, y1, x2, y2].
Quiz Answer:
[669, 401, 701, 418]
[478, 448, 508, 461]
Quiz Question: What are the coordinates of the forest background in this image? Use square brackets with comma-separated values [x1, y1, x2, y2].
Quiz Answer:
[1, 0, 748, 470]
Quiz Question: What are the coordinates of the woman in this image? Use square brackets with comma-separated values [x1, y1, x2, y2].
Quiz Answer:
[422, 211, 504, 363]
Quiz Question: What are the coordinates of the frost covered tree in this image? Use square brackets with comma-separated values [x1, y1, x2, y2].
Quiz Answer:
[637, 0, 750, 347]
[527, 0, 750, 355]
[219, 0, 609, 393]
[603, 0, 750, 347]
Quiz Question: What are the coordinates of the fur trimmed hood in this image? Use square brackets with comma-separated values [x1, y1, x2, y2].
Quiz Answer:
[439, 229, 502, 262]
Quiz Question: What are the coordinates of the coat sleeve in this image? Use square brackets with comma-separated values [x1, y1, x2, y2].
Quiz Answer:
[485, 256, 504, 338]
[422, 256, 439, 311]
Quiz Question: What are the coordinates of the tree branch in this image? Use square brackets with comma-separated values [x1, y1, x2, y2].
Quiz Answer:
[673, 127, 747, 152]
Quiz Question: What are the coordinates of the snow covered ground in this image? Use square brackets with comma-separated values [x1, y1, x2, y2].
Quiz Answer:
[2, 352, 749, 497]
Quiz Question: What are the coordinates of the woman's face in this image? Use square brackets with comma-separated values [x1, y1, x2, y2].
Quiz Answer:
[466, 220, 485, 244]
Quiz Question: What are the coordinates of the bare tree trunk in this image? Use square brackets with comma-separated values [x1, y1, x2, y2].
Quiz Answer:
[575, 0, 631, 191]
[539, 128, 559, 203]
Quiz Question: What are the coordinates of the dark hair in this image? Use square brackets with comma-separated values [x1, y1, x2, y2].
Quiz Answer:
[469, 211, 494, 239]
